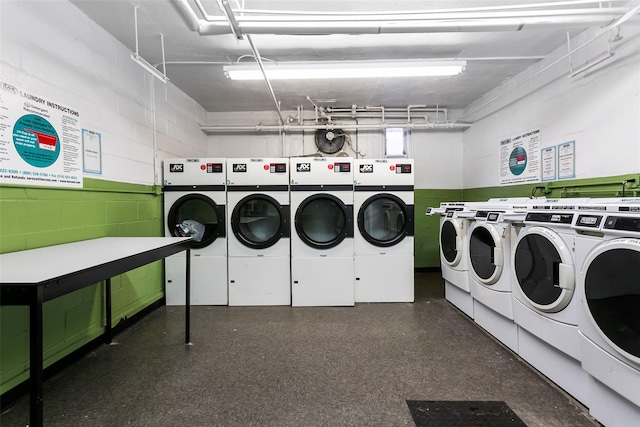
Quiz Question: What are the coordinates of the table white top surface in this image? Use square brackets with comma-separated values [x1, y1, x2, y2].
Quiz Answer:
[0, 237, 190, 285]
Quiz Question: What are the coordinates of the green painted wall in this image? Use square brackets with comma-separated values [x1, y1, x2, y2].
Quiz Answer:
[0, 178, 164, 394]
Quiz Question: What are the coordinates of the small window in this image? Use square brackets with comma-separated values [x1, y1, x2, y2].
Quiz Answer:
[385, 127, 407, 158]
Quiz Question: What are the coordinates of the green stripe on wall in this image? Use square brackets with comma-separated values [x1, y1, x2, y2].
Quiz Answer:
[0, 178, 164, 394]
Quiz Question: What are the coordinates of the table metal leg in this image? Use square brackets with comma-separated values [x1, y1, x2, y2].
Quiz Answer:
[29, 286, 44, 427]
[105, 278, 112, 344]
[185, 248, 191, 344]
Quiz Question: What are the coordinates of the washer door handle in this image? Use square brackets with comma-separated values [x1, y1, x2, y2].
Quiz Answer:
[493, 247, 503, 267]
[556, 262, 574, 290]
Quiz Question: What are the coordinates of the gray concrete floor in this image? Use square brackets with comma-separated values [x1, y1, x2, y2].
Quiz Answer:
[1, 272, 597, 426]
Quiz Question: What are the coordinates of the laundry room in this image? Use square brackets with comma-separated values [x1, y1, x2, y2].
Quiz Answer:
[1, 1, 639, 426]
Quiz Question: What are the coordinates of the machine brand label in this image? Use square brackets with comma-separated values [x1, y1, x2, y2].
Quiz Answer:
[359, 164, 373, 173]
[271, 163, 287, 173]
[250, 158, 263, 162]
[334, 162, 351, 172]
[185, 159, 199, 162]
[169, 163, 184, 173]
[208, 163, 223, 173]
[233, 163, 247, 172]
[374, 159, 388, 163]
[297, 163, 311, 172]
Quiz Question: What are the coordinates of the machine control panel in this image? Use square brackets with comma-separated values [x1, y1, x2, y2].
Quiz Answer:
[604, 215, 640, 232]
[207, 163, 224, 173]
[332, 162, 351, 172]
[395, 164, 412, 174]
[269, 163, 287, 173]
[526, 212, 574, 224]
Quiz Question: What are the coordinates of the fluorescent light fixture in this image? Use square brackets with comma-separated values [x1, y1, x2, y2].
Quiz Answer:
[131, 53, 169, 83]
[223, 60, 466, 80]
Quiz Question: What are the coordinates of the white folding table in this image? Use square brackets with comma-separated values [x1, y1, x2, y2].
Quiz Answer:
[0, 237, 192, 427]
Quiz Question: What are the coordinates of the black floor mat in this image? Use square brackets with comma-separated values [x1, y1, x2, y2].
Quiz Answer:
[407, 400, 527, 426]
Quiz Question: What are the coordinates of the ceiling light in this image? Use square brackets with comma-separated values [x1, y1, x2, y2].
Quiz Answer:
[223, 60, 466, 80]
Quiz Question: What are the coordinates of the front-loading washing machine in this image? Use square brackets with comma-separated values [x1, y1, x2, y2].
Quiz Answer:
[226, 158, 290, 306]
[467, 200, 531, 352]
[575, 206, 640, 426]
[510, 198, 591, 405]
[290, 157, 354, 306]
[428, 202, 477, 318]
[353, 159, 414, 303]
[163, 158, 227, 305]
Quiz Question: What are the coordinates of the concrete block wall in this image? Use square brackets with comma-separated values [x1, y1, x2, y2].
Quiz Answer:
[0, 0, 207, 395]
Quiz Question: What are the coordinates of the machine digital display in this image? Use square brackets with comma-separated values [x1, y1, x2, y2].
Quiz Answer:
[271, 163, 287, 173]
[207, 163, 223, 173]
[396, 164, 412, 173]
[334, 162, 351, 172]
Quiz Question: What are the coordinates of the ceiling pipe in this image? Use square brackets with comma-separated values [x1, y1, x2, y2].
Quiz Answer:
[200, 122, 470, 134]
[226, 1, 629, 16]
[169, 0, 631, 36]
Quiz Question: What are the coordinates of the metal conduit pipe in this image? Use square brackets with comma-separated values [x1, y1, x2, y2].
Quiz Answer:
[228, 1, 629, 15]
[200, 122, 470, 133]
[169, 0, 630, 36]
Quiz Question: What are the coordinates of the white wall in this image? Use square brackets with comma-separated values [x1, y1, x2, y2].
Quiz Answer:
[462, 23, 640, 188]
[206, 111, 465, 189]
[412, 131, 464, 189]
[0, 0, 207, 186]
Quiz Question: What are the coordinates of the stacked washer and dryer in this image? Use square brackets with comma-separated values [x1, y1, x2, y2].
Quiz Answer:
[225, 158, 291, 306]
[163, 158, 228, 305]
[353, 159, 415, 303]
[289, 157, 355, 306]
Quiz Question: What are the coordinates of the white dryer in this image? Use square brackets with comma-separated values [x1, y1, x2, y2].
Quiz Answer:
[353, 159, 414, 303]
[510, 199, 590, 405]
[163, 158, 227, 305]
[575, 207, 640, 426]
[226, 158, 290, 306]
[290, 157, 354, 306]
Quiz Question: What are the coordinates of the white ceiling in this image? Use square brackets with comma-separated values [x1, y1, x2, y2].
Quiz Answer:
[70, 0, 634, 114]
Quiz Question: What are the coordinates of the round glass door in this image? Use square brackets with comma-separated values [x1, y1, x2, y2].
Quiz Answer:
[231, 194, 288, 249]
[167, 194, 225, 249]
[295, 194, 351, 249]
[513, 227, 574, 312]
[469, 223, 503, 285]
[358, 194, 411, 247]
[584, 241, 640, 363]
[440, 219, 462, 266]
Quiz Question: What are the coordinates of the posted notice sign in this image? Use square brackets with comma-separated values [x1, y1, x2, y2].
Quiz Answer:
[499, 128, 541, 186]
[0, 81, 82, 188]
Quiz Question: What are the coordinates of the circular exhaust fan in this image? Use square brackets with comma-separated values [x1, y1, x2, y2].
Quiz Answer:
[315, 129, 345, 154]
